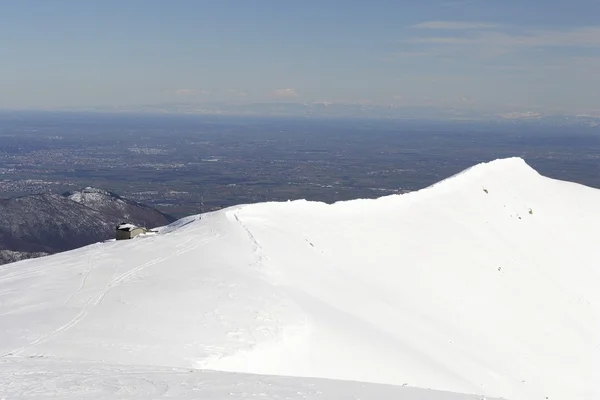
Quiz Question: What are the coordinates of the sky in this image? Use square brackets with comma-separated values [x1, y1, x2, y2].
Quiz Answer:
[1, 0, 600, 115]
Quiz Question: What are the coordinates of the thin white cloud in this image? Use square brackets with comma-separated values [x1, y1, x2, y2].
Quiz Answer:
[412, 21, 499, 30]
[273, 88, 299, 98]
[174, 89, 211, 96]
[175, 88, 196, 96]
[391, 25, 600, 68]
[227, 88, 248, 97]
[530, 26, 600, 47]
[384, 50, 436, 59]
[408, 26, 600, 48]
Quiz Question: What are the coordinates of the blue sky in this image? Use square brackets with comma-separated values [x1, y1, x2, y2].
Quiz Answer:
[1, 0, 600, 114]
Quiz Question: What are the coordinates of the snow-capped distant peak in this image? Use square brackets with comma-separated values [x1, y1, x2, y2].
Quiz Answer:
[499, 111, 542, 119]
[67, 187, 119, 204]
[65, 187, 129, 215]
[61, 187, 175, 228]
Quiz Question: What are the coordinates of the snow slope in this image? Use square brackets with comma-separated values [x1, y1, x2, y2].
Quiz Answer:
[1, 157, 598, 400]
[0, 359, 497, 400]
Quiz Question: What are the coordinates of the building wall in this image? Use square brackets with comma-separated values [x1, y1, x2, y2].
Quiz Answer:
[116, 227, 147, 240]
[115, 230, 132, 240]
[130, 228, 146, 238]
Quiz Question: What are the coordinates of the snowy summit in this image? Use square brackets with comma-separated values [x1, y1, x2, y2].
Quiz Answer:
[1, 157, 598, 400]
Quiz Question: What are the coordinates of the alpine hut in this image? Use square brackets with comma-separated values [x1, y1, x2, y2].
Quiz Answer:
[115, 222, 147, 240]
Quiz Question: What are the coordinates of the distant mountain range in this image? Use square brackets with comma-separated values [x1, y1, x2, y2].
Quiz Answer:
[0, 187, 176, 265]
[69, 101, 600, 126]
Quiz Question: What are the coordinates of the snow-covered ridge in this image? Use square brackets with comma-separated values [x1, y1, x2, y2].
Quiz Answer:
[0, 358, 498, 400]
[1, 157, 598, 400]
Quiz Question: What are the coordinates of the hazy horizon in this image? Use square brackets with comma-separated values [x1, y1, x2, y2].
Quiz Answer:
[2, 1, 600, 116]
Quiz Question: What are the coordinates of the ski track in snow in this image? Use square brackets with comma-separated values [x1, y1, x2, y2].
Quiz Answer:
[63, 243, 101, 307]
[231, 210, 270, 267]
[0, 249, 89, 282]
[2, 232, 221, 358]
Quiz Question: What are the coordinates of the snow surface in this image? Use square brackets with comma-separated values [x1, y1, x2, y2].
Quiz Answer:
[1, 157, 598, 400]
[0, 358, 494, 400]
[117, 223, 139, 231]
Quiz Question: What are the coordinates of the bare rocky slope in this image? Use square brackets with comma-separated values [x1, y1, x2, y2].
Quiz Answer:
[0, 188, 176, 265]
